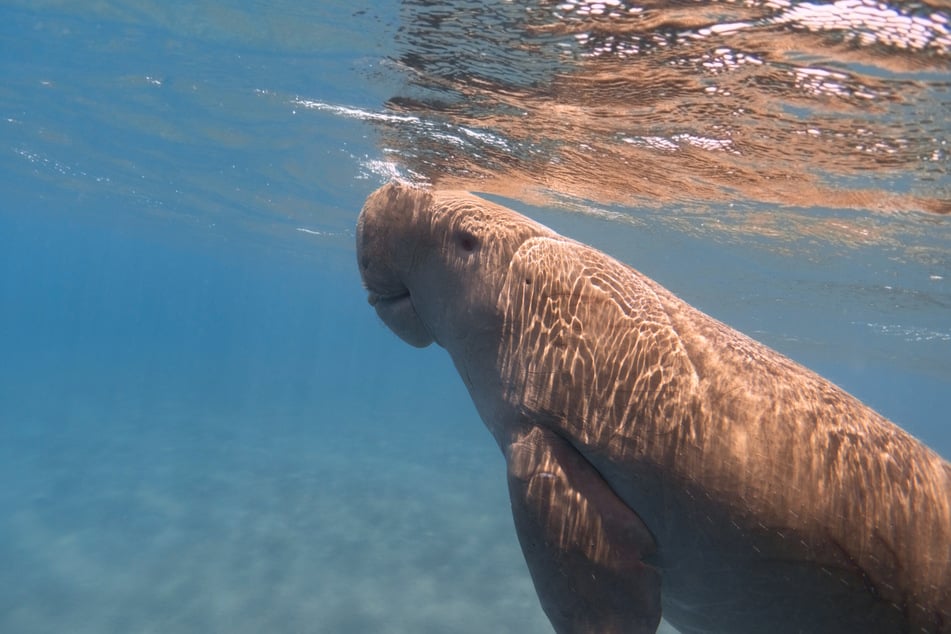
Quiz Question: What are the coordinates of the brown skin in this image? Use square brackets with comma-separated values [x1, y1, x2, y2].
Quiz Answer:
[357, 182, 951, 634]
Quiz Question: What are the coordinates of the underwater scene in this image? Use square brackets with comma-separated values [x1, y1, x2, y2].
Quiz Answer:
[1, 1, 949, 632]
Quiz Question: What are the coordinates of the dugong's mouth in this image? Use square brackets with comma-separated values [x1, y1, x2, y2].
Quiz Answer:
[367, 290, 406, 308]
[367, 289, 434, 348]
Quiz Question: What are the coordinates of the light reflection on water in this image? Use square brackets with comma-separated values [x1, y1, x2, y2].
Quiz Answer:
[361, 0, 949, 225]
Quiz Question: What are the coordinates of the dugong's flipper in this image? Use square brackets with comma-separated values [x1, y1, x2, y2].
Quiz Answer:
[506, 426, 661, 634]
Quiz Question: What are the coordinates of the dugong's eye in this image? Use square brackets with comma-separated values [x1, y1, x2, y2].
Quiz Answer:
[455, 230, 479, 254]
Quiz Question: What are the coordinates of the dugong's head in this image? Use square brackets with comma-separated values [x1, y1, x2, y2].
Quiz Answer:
[356, 182, 556, 355]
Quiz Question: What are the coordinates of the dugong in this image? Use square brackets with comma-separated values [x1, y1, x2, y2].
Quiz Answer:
[355, 182, 951, 634]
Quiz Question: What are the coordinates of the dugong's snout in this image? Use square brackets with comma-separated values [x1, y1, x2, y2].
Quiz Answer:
[357, 185, 406, 296]
[356, 182, 435, 348]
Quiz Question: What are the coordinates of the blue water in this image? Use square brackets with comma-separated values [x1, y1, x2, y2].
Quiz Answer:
[1, 2, 948, 633]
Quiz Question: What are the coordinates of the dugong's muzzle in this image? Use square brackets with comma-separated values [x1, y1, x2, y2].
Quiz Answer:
[366, 290, 433, 348]
[356, 183, 435, 348]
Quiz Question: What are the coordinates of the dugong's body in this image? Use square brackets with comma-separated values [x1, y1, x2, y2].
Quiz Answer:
[356, 182, 951, 634]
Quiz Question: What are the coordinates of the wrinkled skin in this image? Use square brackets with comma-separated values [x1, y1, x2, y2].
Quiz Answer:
[356, 182, 951, 634]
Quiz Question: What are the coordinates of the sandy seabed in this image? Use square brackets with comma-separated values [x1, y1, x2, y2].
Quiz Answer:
[0, 401, 679, 634]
